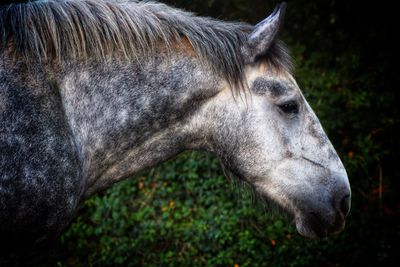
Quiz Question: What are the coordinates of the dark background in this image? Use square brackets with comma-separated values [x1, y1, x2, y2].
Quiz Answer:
[12, 0, 399, 266]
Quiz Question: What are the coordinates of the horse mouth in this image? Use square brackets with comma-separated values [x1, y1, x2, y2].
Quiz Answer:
[295, 211, 346, 239]
[220, 163, 347, 239]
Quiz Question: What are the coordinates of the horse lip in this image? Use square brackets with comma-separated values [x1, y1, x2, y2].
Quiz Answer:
[296, 211, 346, 239]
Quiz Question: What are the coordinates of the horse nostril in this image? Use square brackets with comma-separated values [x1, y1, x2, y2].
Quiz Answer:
[340, 195, 351, 217]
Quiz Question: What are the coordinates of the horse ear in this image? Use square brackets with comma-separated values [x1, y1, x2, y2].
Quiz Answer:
[247, 3, 286, 61]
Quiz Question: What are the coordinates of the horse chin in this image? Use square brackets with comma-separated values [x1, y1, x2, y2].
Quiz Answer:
[295, 212, 346, 239]
[295, 216, 328, 239]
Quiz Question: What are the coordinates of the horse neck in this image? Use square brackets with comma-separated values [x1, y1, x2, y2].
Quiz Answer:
[57, 52, 223, 196]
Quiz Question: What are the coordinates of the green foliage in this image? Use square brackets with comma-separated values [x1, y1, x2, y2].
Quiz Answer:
[52, 153, 283, 266]
[45, 1, 399, 266]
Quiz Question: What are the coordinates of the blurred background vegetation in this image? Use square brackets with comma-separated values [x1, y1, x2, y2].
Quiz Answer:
[41, 0, 399, 266]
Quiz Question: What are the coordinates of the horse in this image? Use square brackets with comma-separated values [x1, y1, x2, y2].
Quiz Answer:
[0, 0, 351, 264]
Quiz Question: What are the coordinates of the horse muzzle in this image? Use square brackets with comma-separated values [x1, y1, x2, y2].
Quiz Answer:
[295, 180, 351, 239]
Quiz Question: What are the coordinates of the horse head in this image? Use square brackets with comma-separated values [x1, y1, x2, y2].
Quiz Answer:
[205, 3, 351, 238]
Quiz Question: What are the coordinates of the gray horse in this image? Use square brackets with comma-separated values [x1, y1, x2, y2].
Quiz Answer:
[0, 0, 351, 263]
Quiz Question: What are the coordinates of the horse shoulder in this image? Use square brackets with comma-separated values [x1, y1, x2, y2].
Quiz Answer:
[0, 65, 84, 261]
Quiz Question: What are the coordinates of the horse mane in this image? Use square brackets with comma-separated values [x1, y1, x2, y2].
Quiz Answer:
[0, 0, 292, 90]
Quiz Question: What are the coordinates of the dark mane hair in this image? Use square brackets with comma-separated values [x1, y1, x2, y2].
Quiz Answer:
[0, 0, 292, 90]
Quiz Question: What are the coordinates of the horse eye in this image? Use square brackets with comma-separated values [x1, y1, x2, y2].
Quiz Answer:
[279, 101, 299, 114]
